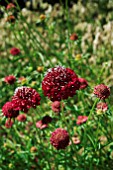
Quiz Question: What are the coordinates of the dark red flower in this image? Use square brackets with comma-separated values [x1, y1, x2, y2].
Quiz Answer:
[12, 86, 41, 113]
[17, 114, 27, 122]
[2, 101, 19, 118]
[42, 66, 80, 101]
[4, 75, 16, 85]
[6, 3, 15, 10]
[93, 84, 110, 100]
[70, 33, 78, 41]
[51, 101, 61, 113]
[76, 115, 88, 125]
[36, 120, 48, 129]
[10, 47, 21, 56]
[78, 77, 88, 89]
[42, 115, 52, 124]
[5, 119, 13, 128]
[96, 102, 108, 112]
[50, 128, 70, 150]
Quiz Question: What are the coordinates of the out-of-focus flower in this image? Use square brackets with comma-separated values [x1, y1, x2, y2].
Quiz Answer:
[75, 54, 82, 61]
[51, 101, 61, 113]
[17, 114, 26, 122]
[70, 33, 78, 41]
[96, 102, 108, 115]
[18, 77, 26, 84]
[10, 47, 21, 56]
[6, 15, 15, 23]
[40, 14, 46, 20]
[36, 120, 48, 129]
[69, 136, 81, 145]
[76, 115, 88, 125]
[12, 86, 41, 113]
[36, 115, 52, 129]
[93, 84, 110, 100]
[6, 3, 15, 10]
[50, 128, 70, 150]
[37, 66, 44, 73]
[42, 115, 52, 124]
[42, 66, 80, 101]
[5, 119, 13, 128]
[4, 75, 16, 85]
[2, 101, 19, 118]
[78, 77, 88, 90]
[30, 146, 37, 153]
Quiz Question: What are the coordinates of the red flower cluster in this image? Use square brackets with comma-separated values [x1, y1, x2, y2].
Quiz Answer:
[70, 33, 78, 41]
[94, 84, 110, 100]
[42, 66, 80, 101]
[12, 87, 41, 113]
[10, 47, 21, 56]
[6, 3, 15, 10]
[2, 101, 19, 118]
[78, 78, 88, 89]
[50, 128, 70, 150]
[4, 75, 16, 85]
[76, 115, 88, 125]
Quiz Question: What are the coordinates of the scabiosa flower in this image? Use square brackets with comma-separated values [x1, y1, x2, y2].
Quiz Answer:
[51, 101, 61, 113]
[10, 47, 21, 56]
[17, 114, 27, 122]
[5, 119, 13, 128]
[4, 75, 16, 85]
[93, 84, 110, 100]
[12, 86, 41, 113]
[6, 3, 15, 10]
[70, 33, 78, 41]
[50, 128, 70, 150]
[96, 102, 108, 114]
[2, 101, 19, 118]
[42, 66, 80, 101]
[78, 77, 88, 89]
[42, 115, 52, 124]
[76, 115, 88, 125]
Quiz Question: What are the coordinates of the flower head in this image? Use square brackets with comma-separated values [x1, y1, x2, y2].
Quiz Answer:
[93, 84, 110, 100]
[70, 33, 78, 41]
[2, 101, 19, 118]
[6, 3, 15, 10]
[10, 47, 21, 56]
[51, 101, 61, 113]
[42, 66, 80, 101]
[42, 115, 52, 124]
[12, 86, 41, 113]
[76, 115, 88, 125]
[4, 75, 16, 85]
[17, 114, 27, 122]
[5, 119, 13, 128]
[78, 77, 88, 89]
[50, 128, 70, 150]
